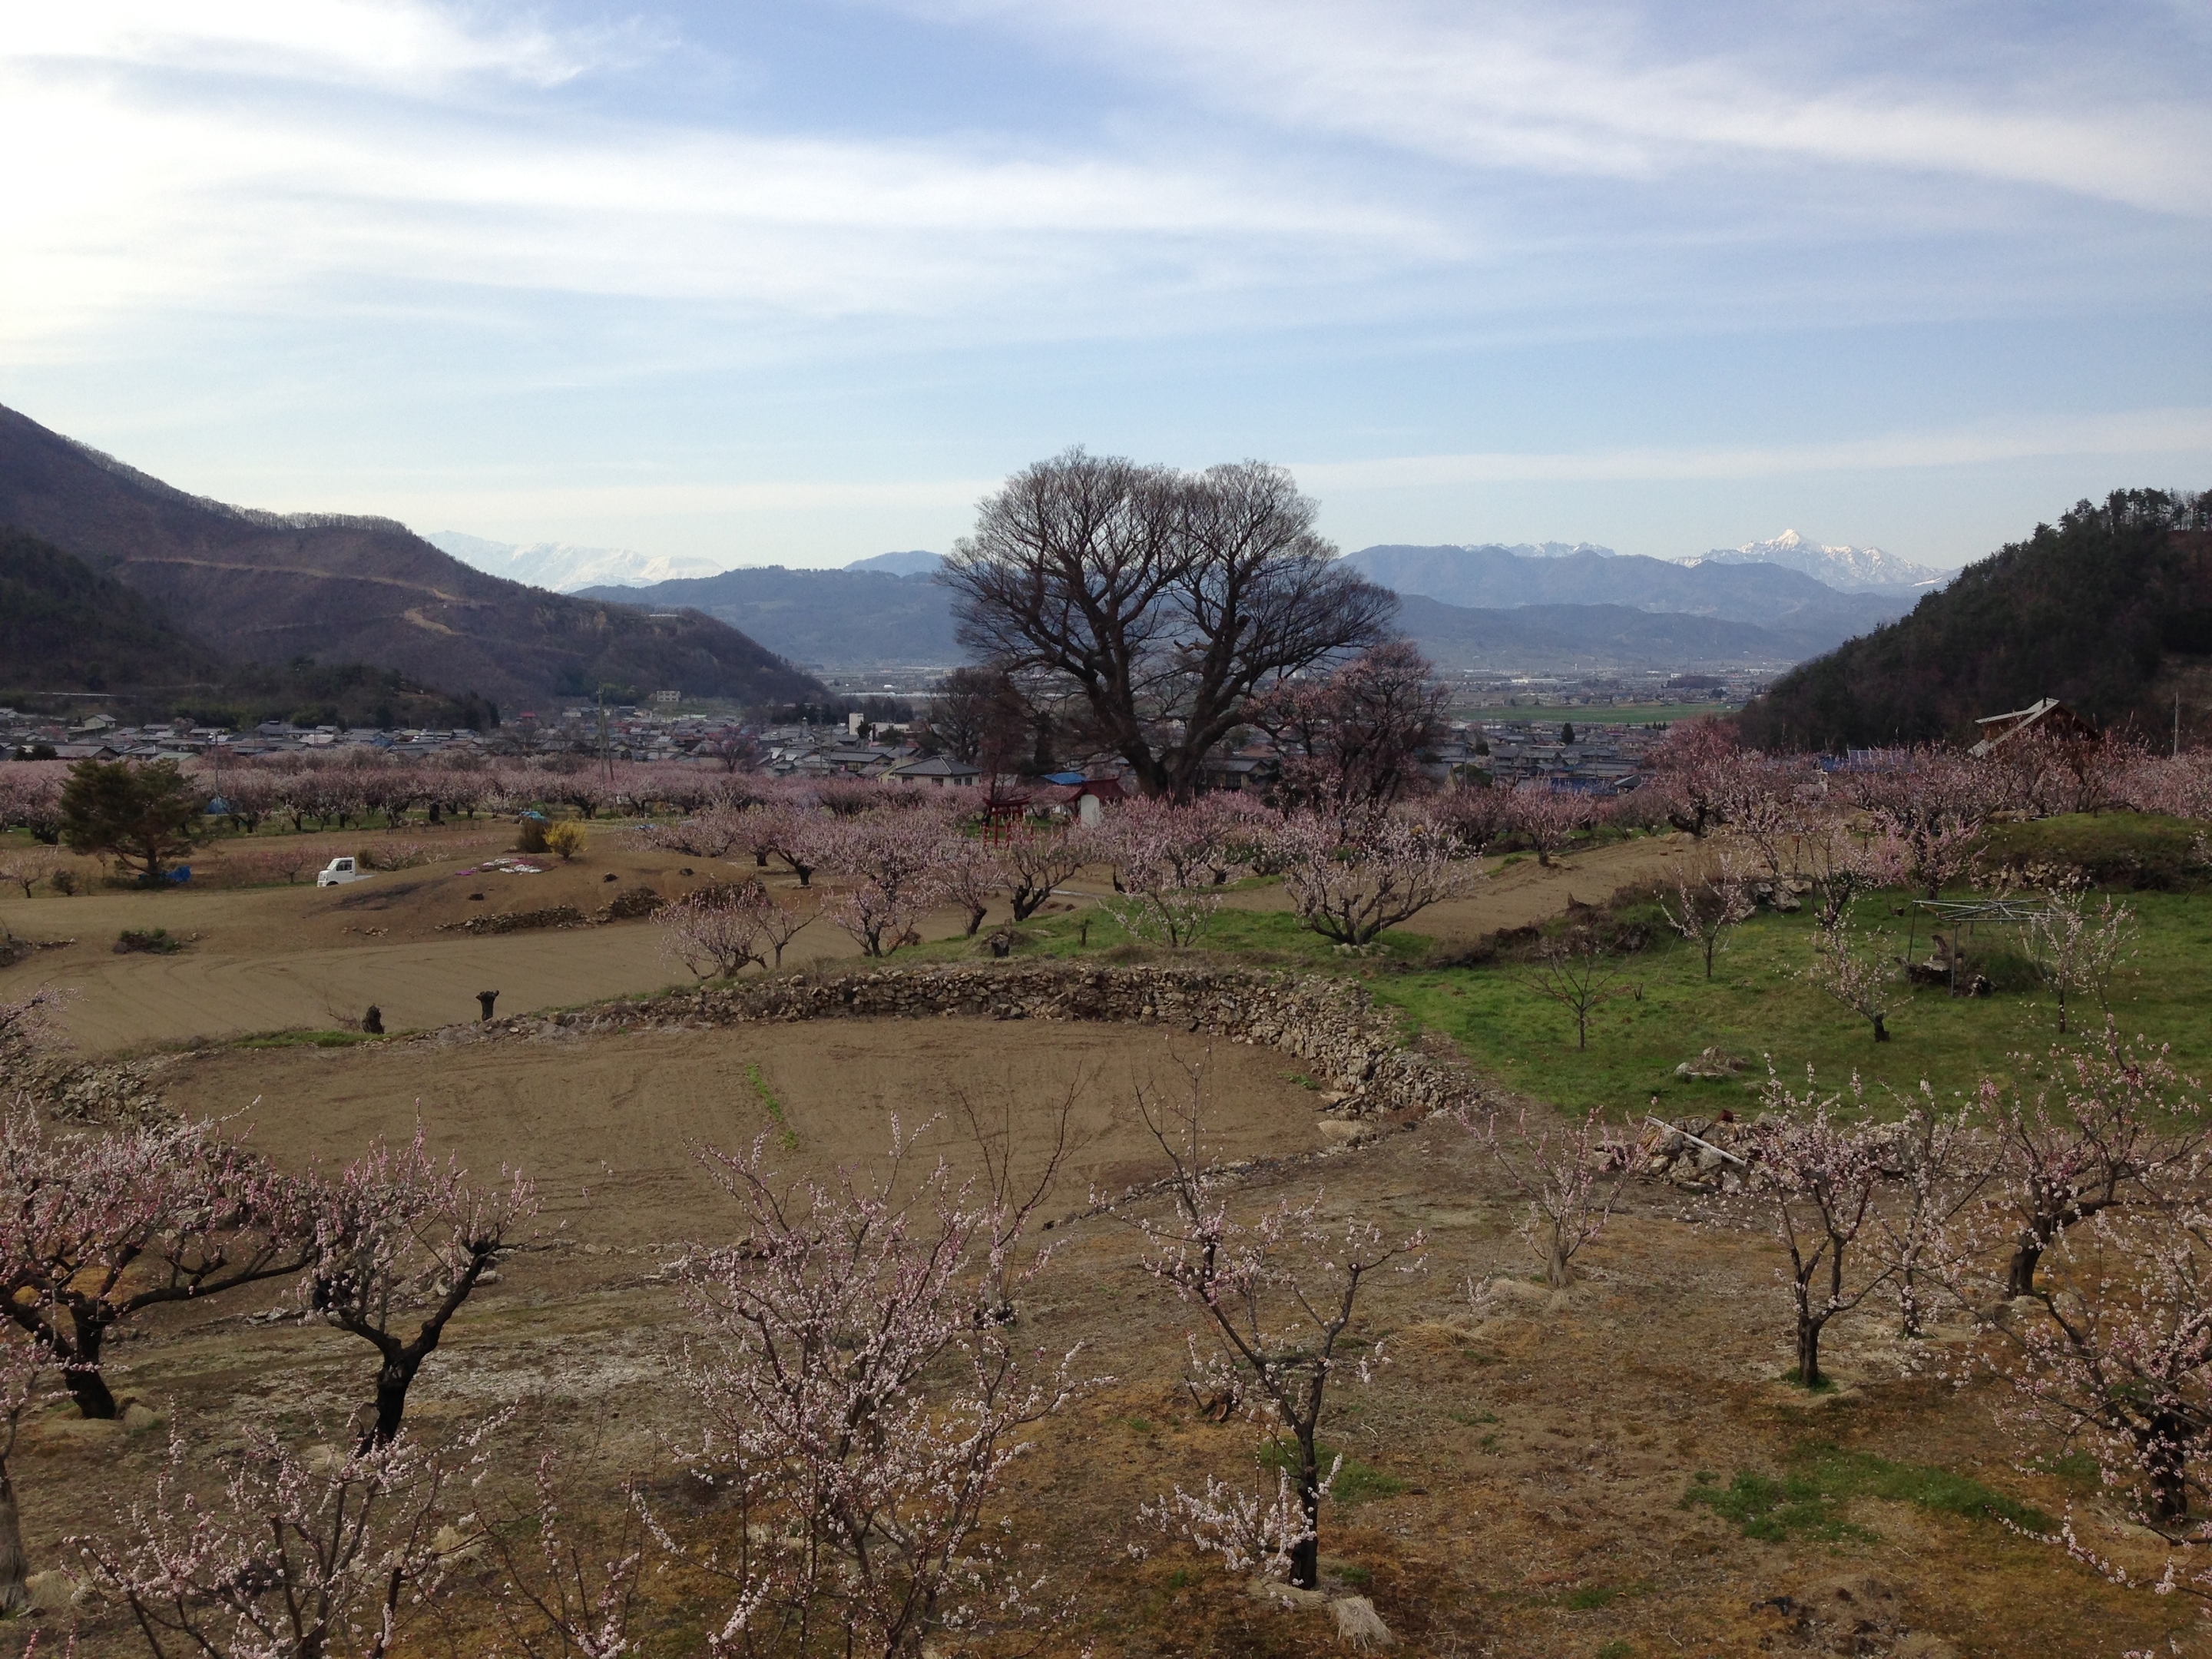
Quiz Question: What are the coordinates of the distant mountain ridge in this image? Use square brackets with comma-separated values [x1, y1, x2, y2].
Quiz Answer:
[846, 550, 943, 575]
[0, 403, 824, 710]
[594, 538, 1902, 674]
[578, 565, 962, 670]
[1686, 529, 1950, 593]
[1396, 594, 1818, 673]
[428, 531, 727, 592]
[1342, 543, 1909, 640]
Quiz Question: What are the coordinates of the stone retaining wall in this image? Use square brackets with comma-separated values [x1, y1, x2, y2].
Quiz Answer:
[465, 963, 1481, 1123]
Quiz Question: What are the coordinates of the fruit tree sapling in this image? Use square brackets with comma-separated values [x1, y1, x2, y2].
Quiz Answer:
[78, 1416, 499, 1659]
[1872, 1084, 1996, 1339]
[996, 823, 1096, 923]
[952, 1076, 1083, 1326]
[1472, 1105, 1633, 1291]
[1806, 919, 1899, 1042]
[306, 1128, 538, 1446]
[0, 1111, 316, 1419]
[672, 1131, 1078, 1658]
[1802, 825, 1906, 931]
[2023, 878, 2137, 1035]
[1505, 783, 1591, 868]
[1525, 929, 1640, 1052]
[1276, 809, 1478, 948]
[1992, 1196, 2212, 1532]
[1710, 1073, 1894, 1389]
[1100, 803, 1233, 949]
[1131, 1069, 1422, 1589]
[820, 812, 944, 957]
[1976, 1025, 2210, 1300]
[659, 884, 770, 979]
[931, 832, 1001, 939]
[1657, 851, 1754, 981]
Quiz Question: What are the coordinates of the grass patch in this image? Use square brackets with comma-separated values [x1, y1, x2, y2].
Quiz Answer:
[1683, 1469, 1876, 1544]
[906, 899, 1435, 971]
[1977, 812, 2210, 892]
[1370, 888, 2212, 1116]
[1257, 1441, 1407, 1505]
[745, 1061, 800, 1151]
[1563, 1586, 1620, 1611]
[114, 926, 184, 955]
[1684, 1442, 2051, 1543]
[234, 1028, 382, 1049]
[1596, 1642, 1635, 1659]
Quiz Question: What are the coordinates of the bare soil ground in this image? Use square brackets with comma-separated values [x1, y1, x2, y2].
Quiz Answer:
[5, 828, 2183, 1657]
[1, 835, 1687, 1055]
[8, 1012, 2198, 1659]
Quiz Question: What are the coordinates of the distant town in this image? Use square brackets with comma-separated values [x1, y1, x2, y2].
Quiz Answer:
[2, 658, 1754, 798]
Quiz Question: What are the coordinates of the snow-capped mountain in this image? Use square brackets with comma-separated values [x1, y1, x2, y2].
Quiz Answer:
[428, 531, 727, 592]
[1686, 530, 1950, 593]
[1490, 540, 1616, 559]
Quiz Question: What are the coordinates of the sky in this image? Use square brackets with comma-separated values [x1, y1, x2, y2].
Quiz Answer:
[2, 1, 2209, 572]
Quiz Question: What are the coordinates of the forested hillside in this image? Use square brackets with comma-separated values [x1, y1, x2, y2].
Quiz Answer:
[0, 525, 498, 728]
[1737, 490, 2212, 750]
[0, 526, 222, 694]
[0, 403, 824, 710]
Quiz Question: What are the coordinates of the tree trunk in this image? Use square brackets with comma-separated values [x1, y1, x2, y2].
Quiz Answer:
[2145, 1415, 2191, 1524]
[0, 1463, 28, 1614]
[1545, 1238, 1572, 1291]
[2005, 1243, 2041, 1299]
[364, 1359, 418, 1449]
[63, 1320, 116, 1419]
[1795, 1316, 1824, 1389]
[1871, 1012, 1889, 1043]
[1286, 1434, 1324, 1590]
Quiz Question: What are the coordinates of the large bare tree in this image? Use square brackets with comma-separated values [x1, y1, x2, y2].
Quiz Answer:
[943, 450, 1396, 800]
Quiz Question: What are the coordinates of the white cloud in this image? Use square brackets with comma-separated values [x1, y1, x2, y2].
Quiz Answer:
[0, 4, 1442, 357]
[939, 0, 2212, 215]
[8, 0, 601, 91]
[1293, 407, 2212, 489]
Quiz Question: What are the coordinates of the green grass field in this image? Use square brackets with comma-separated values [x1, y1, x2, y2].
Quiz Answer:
[915, 856, 2212, 1122]
[1369, 888, 2212, 1121]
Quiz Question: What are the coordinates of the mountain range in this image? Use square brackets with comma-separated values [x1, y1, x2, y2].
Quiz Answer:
[576, 565, 962, 669]
[426, 532, 727, 592]
[1342, 544, 1912, 634]
[0, 404, 823, 713]
[582, 541, 1918, 673]
[1685, 530, 1949, 593]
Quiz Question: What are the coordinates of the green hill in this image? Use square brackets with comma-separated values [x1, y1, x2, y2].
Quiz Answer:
[1736, 490, 2212, 750]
